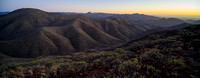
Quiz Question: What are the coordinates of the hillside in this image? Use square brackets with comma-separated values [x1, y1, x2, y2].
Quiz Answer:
[0, 24, 199, 78]
[0, 8, 161, 57]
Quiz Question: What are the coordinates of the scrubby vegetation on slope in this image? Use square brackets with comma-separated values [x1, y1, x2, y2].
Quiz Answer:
[0, 25, 200, 78]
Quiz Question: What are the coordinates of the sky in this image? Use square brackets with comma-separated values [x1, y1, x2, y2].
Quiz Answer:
[0, 0, 200, 17]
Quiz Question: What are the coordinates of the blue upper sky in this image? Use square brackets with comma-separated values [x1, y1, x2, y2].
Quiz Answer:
[0, 0, 200, 17]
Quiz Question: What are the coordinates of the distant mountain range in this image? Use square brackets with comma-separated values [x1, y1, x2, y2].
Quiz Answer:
[53, 12, 185, 27]
[0, 12, 9, 15]
[56, 12, 200, 26]
[1, 11, 200, 25]
[0, 8, 192, 57]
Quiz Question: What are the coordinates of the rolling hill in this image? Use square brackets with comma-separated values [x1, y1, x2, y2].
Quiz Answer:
[0, 8, 161, 57]
[0, 24, 199, 78]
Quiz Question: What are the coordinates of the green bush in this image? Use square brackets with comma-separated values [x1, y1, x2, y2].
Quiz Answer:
[146, 65, 160, 76]
[115, 48, 126, 54]
[127, 40, 155, 51]
[161, 47, 173, 54]
[70, 61, 87, 74]
[106, 51, 121, 58]
[146, 65, 155, 75]
[93, 59, 102, 65]
[59, 62, 70, 69]
[131, 58, 141, 71]
[56, 55, 72, 59]
[9, 70, 24, 78]
[155, 39, 175, 46]
[118, 59, 141, 77]
[127, 42, 140, 51]
[178, 29, 195, 37]
[87, 53, 101, 61]
[104, 56, 116, 64]
[165, 58, 186, 77]
[75, 55, 88, 61]
[110, 59, 122, 75]
[141, 49, 165, 67]
[166, 58, 186, 70]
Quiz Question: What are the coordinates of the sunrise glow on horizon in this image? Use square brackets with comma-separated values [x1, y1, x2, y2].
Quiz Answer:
[0, 0, 200, 17]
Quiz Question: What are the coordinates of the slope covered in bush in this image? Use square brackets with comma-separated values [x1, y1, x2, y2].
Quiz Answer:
[0, 25, 199, 77]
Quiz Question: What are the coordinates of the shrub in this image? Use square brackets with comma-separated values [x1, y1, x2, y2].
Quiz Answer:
[87, 53, 101, 61]
[165, 58, 186, 77]
[166, 58, 186, 70]
[155, 39, 175, 46]
[161, 47, 173, 54]
[106, 51, 121, 58]
[45, 62, 53, 70]
[146, 65, 160, 76]
[104, 56, 116, 64]
[115, 48, 126, 54]
[56, 55, 72, 59]
[110, 59, 122, 75]
[127, 42, 140, 51]
[178, 29, 194, 37]
[75, 55, 88, 61]
[93, 59, 102, 65]
[118, 59, 141, 77]
[146, 65, 155, 75]
[70, 61, 87, 74]
[141, 49, 165, 67]
[172, 47, 182, 52]
[128, 40, 155, 51]
[131, 58, 141, 71]
[171, 41, 184, 47]
[50, 67, 57, 72]
[59, 62, 70, 69]
[120, 54, 129, 60]
[9, 70, 24, 78]
[189, 59, 200, 72]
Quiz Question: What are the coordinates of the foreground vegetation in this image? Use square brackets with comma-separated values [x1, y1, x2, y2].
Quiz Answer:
[0, 25, 200, 78]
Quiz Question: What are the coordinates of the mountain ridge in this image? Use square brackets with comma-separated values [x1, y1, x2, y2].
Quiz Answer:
[0, 8, 164, 57]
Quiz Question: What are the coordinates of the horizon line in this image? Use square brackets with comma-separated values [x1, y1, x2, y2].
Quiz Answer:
[1, 8, 200, 17]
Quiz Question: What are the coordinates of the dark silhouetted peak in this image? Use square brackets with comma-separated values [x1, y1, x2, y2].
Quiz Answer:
[132, 13, 145, 16]
[87, 12, 92, 14]
[132, 13, 140, 15]
[6, 8, 50, 20]
[10, 8, 47, 14]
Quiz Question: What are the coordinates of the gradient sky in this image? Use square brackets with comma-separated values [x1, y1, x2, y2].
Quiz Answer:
[0, 0, 200, 17]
